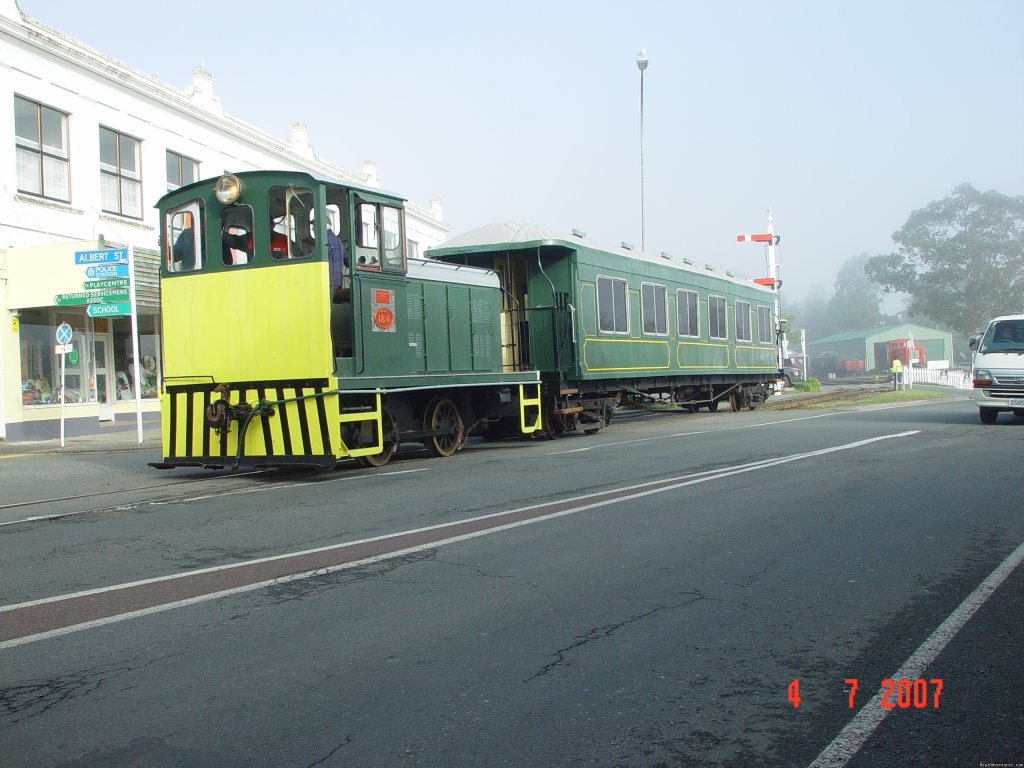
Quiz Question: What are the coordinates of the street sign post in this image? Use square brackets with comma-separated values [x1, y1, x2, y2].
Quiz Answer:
[55, 322, 73, 448]
[84, 264, 129, 279]
[55, 289, 131, 306]
[74, 248, 128, 265]
[82, 277, 130, 291]
[87, 302, 131, 318]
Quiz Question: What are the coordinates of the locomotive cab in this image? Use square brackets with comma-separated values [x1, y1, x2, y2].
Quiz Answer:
[154, 171, 541, 470]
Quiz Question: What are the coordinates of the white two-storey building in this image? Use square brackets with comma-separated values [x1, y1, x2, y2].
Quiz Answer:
[0, 0, 449, 441]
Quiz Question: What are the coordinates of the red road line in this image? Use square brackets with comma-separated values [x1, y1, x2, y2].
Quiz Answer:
[0, 473, 692, 645]
[1, 432, 917, 647]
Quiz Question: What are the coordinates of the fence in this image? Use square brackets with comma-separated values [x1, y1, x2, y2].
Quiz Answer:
[903, 366, 971, 390]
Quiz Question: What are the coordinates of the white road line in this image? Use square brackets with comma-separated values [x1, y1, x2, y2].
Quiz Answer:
[548, 411, 843, 455]
[807, 537, 1024, 768]
[1, 432, 917, 648]
[0, 467, 431, 526]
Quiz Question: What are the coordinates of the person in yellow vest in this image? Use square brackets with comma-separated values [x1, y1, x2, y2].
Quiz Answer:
[890, 357, 904, 390]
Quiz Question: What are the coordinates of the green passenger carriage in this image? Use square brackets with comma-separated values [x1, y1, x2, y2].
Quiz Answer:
[428, 223, 779, 436]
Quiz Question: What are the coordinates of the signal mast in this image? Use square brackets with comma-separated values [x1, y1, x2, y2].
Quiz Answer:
[737, 209, 783, 369]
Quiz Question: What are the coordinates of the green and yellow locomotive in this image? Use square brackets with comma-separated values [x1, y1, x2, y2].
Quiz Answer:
[428, 222, 779, 435]
[153, 170, 541, 469]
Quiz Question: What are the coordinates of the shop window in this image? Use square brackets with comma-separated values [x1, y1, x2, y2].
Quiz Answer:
[100, 127, 142, 218]
[15, 95, 70, 202]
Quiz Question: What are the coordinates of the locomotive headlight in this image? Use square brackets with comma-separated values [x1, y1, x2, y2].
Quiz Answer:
[213, 174, 243, 204]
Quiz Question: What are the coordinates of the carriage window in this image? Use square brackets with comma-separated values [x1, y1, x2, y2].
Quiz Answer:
[708, 295, 727, 340]
[166, 202, 204, 273]
[597, 276, 628, 334]
[677, 289, 698, 337]
[221, 205, 253, 266]
[641, 283, 667, 335]
[736, 301, 752, 342]
[757, 305, 772, 343]
[268, 186, 315, 260]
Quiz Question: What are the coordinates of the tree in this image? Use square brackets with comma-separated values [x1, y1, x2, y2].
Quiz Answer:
[786, 254, 882, 343]
[828, 253, 883, 332]
[866, 184, 1024, 335]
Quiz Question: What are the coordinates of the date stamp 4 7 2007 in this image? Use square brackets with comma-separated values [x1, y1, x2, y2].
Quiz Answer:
[786, 678, 943, 709]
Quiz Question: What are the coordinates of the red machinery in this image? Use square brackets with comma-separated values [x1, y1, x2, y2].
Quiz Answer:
[887, 339, 925, 367]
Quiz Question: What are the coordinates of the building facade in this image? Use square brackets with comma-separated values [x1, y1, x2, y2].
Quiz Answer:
[807, 323, 956, 377]
[0, 0, 449, 440]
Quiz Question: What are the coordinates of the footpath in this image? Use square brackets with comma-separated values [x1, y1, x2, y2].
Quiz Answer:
[0, 423, 162, 458]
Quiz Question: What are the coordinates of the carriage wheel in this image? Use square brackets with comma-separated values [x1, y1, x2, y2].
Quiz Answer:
[423, 397, 465, 457]
[356, 407, 398, 467]
[706, 399, 719, 412]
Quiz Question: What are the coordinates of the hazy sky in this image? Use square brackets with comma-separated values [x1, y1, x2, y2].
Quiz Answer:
[18, 0, 1023, 303]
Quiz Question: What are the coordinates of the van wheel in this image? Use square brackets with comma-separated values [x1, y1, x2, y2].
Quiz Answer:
[979, 408, 998, 424]
[1013, 409, 1024, 418]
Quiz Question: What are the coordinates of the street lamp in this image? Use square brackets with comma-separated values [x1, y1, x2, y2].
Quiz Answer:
[636, 47, 649, 252]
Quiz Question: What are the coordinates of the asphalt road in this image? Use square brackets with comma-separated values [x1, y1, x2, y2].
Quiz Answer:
[1, 396, 1021, 767]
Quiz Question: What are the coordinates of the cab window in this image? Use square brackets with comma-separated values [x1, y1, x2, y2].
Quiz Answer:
[166, 201, 204, 273]
[355, 201, 406, 272]
[268, 186, 315, 260]
[221, 205, 253, 266]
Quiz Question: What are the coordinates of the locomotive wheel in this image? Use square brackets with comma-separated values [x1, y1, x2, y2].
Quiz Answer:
[423, 397, 465, 457]
[356, 407, 398, 467]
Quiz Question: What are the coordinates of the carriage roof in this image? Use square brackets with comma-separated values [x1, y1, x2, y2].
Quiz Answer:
[429, 221, 773, 293]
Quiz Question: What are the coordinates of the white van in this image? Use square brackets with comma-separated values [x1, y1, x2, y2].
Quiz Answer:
[969, 314, 1024, 423]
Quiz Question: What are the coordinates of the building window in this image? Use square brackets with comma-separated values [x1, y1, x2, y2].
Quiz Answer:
[677, 289, 699, 337]
[757, 305, 772, 343]
[736, 301, 752, 342]
[166, 150, 199, 192]
[100, 127, 142, 218]
[407, 239, 420, 260]
[597, 275, 629, 334]
[641, 283, 667, 335]
[708, 295, 727, 340]
[15, 96, 70, 202]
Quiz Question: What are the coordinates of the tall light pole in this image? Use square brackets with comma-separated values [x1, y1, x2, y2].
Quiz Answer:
[636, 47, 649, 252]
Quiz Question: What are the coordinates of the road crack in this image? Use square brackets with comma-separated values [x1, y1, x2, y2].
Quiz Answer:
[524, 592, 705, 682]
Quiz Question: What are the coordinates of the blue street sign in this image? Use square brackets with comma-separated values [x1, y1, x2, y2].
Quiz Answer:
[85, 264, 129, 279]
[75, 248, 128, 265]
[55, 322, 73, 344]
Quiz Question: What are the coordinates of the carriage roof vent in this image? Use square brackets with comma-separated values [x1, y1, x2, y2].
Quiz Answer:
[571, 228, 586, 238]
[705, 264, 715, 271]
[682, 257, 694, 265]
[621, 241, 634, 250]
[726, 270, 735, 277]
[661, 251, 672, 260]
